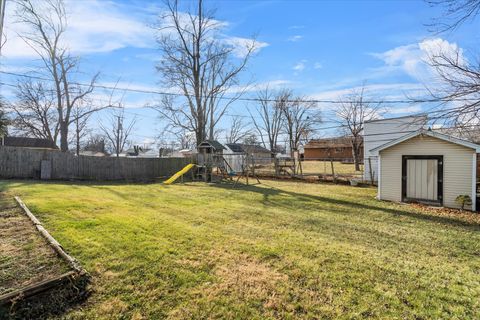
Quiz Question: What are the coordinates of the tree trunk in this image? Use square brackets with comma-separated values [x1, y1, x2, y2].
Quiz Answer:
[351, 139, 361, 171]
[59, 122, 69, 152]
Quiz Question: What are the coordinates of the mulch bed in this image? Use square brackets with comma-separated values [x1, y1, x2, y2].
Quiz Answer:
[407, 202, 480, 225]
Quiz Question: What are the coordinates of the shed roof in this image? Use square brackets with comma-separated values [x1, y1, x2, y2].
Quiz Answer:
[370, 129, 480, 155]
[226, 143, 271, 154]
[198, 140, 226, 150]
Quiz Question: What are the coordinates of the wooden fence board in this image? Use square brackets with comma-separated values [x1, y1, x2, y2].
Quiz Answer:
[0, 146, 192, 181]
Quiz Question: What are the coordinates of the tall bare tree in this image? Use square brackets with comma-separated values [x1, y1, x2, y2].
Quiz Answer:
[153, 0, 257, 145]
[225, 116, 251, 144]
[14, 0, 102, 151]
[11, 79, 59, 143]
[277, 90, 321, 157]
[250, 88, 284, 156]
[336, 85, 384, 171]
[100, 107, 136, 157]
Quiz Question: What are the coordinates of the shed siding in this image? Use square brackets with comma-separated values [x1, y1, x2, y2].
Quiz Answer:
[380, 135, 474, 209]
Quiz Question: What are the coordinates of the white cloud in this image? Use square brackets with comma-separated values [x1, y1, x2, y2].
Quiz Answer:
[310, 83, 427, 108]
[293, 60, 307, 72]
[386, 105, 423, 115]
[314, 62, 323, 69]
[3, 0, 154, 59]
[3, 0, 267, 60]
[222, 36, 269, 58]
[371, 38, 464, 82]
[288, 25, 305, 30]
[287, 35, 303, 42]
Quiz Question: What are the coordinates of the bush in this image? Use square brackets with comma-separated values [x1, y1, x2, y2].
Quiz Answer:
[455, 195, 472, 211]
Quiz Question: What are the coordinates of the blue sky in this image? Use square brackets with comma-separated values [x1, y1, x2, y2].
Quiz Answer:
[1, 0, 479, 146]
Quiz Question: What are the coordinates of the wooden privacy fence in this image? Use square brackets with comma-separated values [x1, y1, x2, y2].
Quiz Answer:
[0, 146, 193, 181]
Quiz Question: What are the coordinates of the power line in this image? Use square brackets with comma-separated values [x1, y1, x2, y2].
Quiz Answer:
[0, 70, 475, 104]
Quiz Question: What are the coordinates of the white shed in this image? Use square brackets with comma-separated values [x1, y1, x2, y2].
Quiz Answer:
[364, 115, 427, 183]
[371, 129, 480, 211]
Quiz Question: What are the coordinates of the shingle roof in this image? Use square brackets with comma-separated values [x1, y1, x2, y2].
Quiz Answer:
[2, 137, 58, 149]
[226, 143, 271, 154]
[304, 137, 358, 149]
[198, 140, 226, 150]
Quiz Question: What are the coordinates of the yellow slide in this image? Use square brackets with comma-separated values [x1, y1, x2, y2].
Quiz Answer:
[164, 164, 196, 184]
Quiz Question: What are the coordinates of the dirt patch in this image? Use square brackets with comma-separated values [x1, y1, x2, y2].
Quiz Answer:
[0, 196, 89, 319]
[0, 198, 70, 295]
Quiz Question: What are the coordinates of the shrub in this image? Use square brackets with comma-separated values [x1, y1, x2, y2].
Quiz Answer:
[455, 195, 472, 211]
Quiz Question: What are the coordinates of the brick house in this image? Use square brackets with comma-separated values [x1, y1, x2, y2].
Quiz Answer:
[303, 136, 363, 162]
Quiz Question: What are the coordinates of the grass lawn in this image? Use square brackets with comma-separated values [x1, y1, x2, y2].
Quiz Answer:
[300, 161, 363, 176]
[1, 179, 480, 319]
[255, 161, 363, 177]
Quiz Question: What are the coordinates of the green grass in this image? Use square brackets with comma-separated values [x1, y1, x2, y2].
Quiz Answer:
[1, 180, 480, 319]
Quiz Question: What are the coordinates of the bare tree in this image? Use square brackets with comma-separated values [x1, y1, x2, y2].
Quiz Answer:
[427, 0, 480, 33]
[14, 0, 103, 152]
[250, 88, 284, 156]
[153, 0, 257, 145]
[278, 90, 321, 157]
[225, 116, 251, 144]
[421, 0, 480, 124]
[422, 47, 480, 125]
[336, 85, 384, 171]
[100, 107, 136, 157]
[83, 134, 107, 154]
[11, 79, 59, 143]
[0, 97, 9, 137]
[72, 103, 91, 156]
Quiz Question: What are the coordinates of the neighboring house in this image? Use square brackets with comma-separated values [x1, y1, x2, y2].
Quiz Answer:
[224, 143, 271, 173]
[79, 151, 108, 157]
[303, 137, 363, 162]
[364, 115, 427, 182]
[371, 129, 480, 211]
[1, 136, 57, 149]
[117, 146, 159, 158]
[225, 143, 271, 158]
[166, 149, 197, 158]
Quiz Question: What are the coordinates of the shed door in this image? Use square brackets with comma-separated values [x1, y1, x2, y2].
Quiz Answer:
[406, 159, 438, 201]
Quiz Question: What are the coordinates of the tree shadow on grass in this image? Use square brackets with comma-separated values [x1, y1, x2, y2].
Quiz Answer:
[211, 181, 480, 231]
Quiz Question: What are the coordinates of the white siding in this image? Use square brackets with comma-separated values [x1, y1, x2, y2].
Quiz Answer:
[364, 115, 427, 182]
[379, 135, 474, 210]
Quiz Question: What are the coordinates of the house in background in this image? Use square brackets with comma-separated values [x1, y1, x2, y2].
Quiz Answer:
[79, 150, 109, 157]
[223, 143, 272, 173]
[166, 149, 197, 158]
[1, 136, 58, 149]
[364, 115, 427, 183]
[371, 129, 480, 211]
[225, 143, 271, 159]
[303, 137, 363, 162]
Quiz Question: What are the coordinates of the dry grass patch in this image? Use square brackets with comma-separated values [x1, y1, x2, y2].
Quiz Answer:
[0, 197, 69, 295]
[169, 250, 288, 319]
